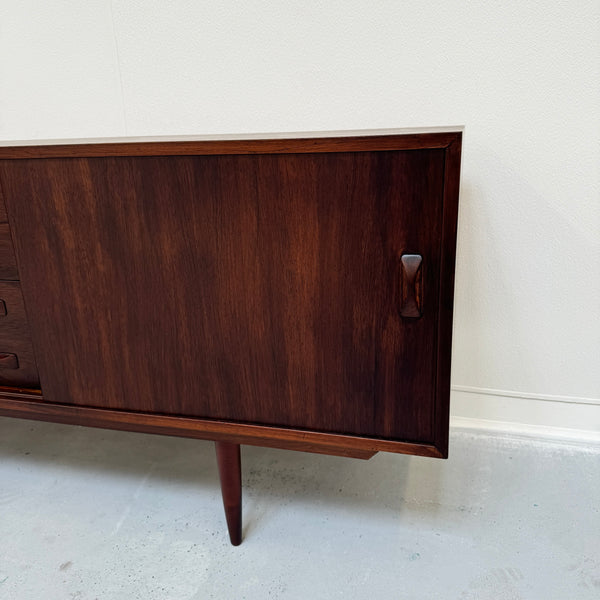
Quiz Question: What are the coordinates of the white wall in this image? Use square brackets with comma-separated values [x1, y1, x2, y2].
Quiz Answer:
[1, 1, 599, 436]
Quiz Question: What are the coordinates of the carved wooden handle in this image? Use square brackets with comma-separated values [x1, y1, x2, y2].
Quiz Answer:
[400, 254, 422, 318]
[0, 352, 19, 369]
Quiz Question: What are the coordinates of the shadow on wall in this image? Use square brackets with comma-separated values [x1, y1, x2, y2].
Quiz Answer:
[452, 146, 598, 398]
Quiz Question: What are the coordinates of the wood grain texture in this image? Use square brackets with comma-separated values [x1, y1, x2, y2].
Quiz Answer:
[0, 132, 460, 160]
[0, 281, 40, 388]
[0, 132, 462, 458]
[0, 224, 19, 280]
[0, 192, 7, 223]
[433, 136, 463, 457]
[0, 393, 435, 458]
[0, 352, 19, 369]
[1, 149, 444, 445]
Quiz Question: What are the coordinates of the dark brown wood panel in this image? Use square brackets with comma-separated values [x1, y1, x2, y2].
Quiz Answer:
[0, 192, 7, 223]
[1, 148, 446, 444]
[0, 224, 19, 280]
[0, 281, 40, 388]
[434, 137, 462, 454]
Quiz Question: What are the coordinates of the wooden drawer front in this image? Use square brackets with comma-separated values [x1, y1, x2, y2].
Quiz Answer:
[0, 224, 19, 280]
[0, 281, 39, 388]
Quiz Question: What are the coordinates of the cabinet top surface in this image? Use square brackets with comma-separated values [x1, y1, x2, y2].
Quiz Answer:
[0, 127, 463, 159]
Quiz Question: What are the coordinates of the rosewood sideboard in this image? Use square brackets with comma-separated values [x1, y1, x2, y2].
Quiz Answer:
[0, 129, 462, 544]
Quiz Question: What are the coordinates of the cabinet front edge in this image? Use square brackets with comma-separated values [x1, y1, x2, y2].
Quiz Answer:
[0, 132, 462, 159]
[0, 394, 445, 459]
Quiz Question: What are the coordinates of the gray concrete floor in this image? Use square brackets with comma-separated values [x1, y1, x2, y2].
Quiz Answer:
[0, 417, 598, 600]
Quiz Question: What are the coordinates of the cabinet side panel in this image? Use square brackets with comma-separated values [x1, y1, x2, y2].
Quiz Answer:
[433, 137, 462, 457]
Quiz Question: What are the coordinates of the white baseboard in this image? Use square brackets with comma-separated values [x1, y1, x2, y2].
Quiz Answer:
[450, 385, 600, 444]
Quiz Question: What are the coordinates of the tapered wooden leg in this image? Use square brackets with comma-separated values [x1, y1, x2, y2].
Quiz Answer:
[215, 441, 242, 546]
